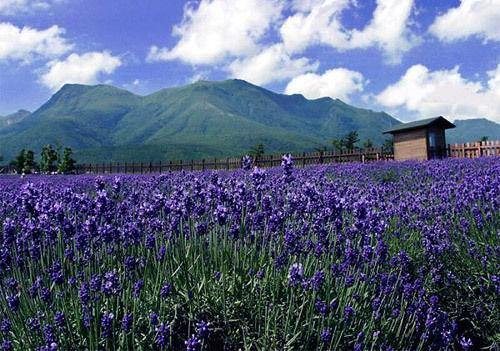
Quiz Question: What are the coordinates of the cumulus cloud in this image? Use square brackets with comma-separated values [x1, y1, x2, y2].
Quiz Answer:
[376, 64, 500, 122]
[430, 0, 500, 42]
[227, 44, 319, 85]
[0, 22, 72, 63]
[147, 0, 283, 65]
[280, 0, 417, 63]
[284, 68, 366, 102]
[40, 51, 122, 91]
[0, 0, 61, 15]
[280, 0, 351, 54]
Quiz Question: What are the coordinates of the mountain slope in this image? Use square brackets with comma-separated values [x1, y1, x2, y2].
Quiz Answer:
[447, 118, 500, 144]
[0, 109, 31, 129]
[0, 79, 399, 162]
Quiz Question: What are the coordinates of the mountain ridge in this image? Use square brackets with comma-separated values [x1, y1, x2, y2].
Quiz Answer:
[0, 109, 31, 129]
[0, 79, 398, 162]
[0, 79, 498, 163]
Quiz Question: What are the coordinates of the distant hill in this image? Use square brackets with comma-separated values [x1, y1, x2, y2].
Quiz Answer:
[0, 109, 30, 129]
[1, 80, 498, 163]
[0, 80, 399, 162]
[447, 118, 500, 144]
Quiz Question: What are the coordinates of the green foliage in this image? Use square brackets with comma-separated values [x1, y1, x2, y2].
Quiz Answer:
[332, 138, 344, 152]
[248, 143, 265, 160]
[0, 80, 400, 162]
[480, 136, 488, 142]
[10, 149, 26, 173]
[57, 147, 76, 174]
[343, 131, 359, 151]
[10, 149, 37, 174]
[382, 138, 394, 154]
[40, 144, 58, 173]
[23, 150, 36, 174]
[363, 139, 373, 148]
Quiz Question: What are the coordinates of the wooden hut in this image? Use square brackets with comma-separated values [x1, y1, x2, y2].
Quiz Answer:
[383, 116, 455, 161]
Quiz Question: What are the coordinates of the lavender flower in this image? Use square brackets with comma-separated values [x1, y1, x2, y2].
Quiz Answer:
[101, 312, 114, 338]
[288, 263, 304, 287]
[155, 323, 170, 348]
[184, 335, 201, 351]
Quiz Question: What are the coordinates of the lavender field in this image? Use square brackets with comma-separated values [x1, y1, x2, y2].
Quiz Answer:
[0, 157, 498, 350]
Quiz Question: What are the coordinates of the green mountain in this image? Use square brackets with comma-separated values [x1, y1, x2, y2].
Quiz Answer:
[0, 79, 399, 163]
[447, 118, 500, 144]
[0, 109, 31, 129]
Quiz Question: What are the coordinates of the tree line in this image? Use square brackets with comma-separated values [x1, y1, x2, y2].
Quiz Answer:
[8, 145, 76, 174]
[247, 131, 394, 160]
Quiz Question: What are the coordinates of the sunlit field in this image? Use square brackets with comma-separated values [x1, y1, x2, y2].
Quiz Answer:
[0, 157, 498, 350]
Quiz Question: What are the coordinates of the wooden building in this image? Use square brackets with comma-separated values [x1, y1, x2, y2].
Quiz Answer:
[383, 116, 455, 161]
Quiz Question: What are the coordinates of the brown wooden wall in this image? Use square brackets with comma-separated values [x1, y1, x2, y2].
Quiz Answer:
[393, 129, 428, 161]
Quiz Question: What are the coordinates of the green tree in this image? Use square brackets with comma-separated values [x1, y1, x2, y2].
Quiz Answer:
[343, 131, 359, 151]
[331, 138, 344, 152]
[11, 149, 26, 174]
[40, 144, 58, 173]
[57, 147, 76, 174]
[480, 136, 488, 142]
[363, 139, 373, 149]
[10, 149, 36, 174]
[248, 143, 265, 160]
[23, 150, 36, 174]
[382, 138, 394, 154]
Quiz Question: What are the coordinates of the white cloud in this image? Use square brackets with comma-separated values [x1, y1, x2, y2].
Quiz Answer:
[40, 51, 122, 91]
[280, 0, 417, 63]
[0, 22, 72, 63]
[0, 0, 61, 15]
[376, 64, 500, 122]
[147, 0, 283, 65]
[227, 43, 319, 85]
[430, 0, 500, 42]
[280, 0, 351, 54]
[348, 0, 417, 63]
[284, 68, 366, 102]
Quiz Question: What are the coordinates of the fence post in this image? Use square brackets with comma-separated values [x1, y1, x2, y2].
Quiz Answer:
[148, 162, 152, 173]
[202, 159, 205, 171]
[214, 158, 217, 170]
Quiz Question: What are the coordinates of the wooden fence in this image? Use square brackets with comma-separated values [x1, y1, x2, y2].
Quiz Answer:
[0, 141, 498, 175]
[448, 140, 500, 158]
[72, 147, 390, 174]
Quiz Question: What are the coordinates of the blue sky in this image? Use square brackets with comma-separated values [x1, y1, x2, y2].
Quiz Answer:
[0, 0, 499, 122]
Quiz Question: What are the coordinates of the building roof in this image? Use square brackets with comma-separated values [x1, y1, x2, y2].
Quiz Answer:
[383, 116, 455, 134]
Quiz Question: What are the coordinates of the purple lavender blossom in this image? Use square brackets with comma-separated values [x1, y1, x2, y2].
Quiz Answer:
[184, 335, 201, 351]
